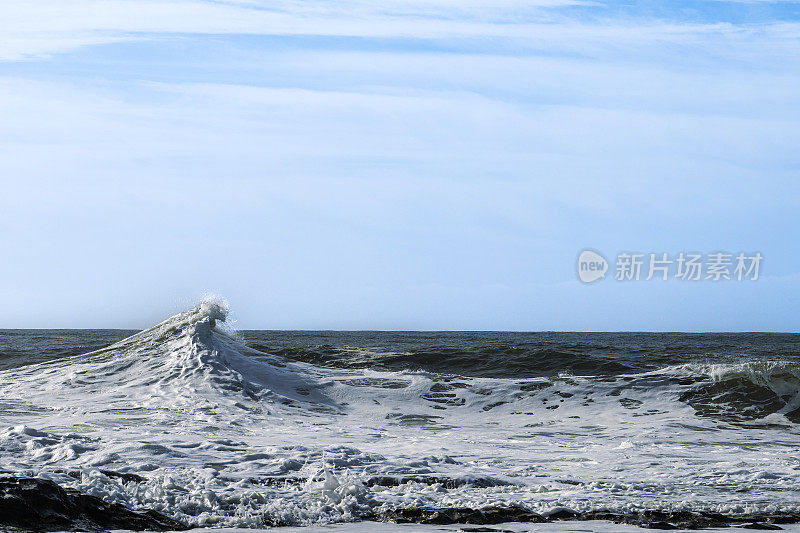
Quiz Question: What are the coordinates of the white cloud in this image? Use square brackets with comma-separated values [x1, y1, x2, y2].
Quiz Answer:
[1, 69, 797, 220]
[2, 0, 800, 62]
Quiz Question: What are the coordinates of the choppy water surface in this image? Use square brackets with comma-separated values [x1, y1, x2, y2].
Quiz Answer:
[0, 300, 799, 528]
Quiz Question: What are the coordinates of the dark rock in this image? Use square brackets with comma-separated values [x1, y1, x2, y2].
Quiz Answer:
[585, 509, 729, 529]
[0, 476, 187, 531]
[754, 515, 800, 525]
[545, 507, 581, 520]
[742, 523, 783, 531]
[99, 470, 146, 484]
[64, 470, 146, 484]
[646, 521, 679, 530]
[459, 526, 514, 533]
[375, 506, 544, 525]
[369, 505, 800, 530]
[245, 475, 307, 487]
[364, 475, 509, 489]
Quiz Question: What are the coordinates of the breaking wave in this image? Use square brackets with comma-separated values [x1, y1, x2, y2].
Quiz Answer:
[1, 299, 799, 528]
[676, 361, 800, 423]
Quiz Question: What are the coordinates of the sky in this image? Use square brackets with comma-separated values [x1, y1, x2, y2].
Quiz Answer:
[0, 0, 799, 331]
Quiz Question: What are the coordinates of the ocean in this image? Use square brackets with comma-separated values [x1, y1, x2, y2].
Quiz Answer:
[1, 299, 799, 532]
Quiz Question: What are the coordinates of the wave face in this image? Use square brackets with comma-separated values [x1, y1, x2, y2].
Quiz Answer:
[1, 301, 800, 527]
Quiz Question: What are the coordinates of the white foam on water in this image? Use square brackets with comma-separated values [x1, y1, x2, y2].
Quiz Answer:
[1, 298, 800, 527]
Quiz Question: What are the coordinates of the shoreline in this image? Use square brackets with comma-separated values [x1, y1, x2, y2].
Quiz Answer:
[1, 475, 797, 532]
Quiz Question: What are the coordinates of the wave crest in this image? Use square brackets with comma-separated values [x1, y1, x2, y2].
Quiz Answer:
[676, 361, 800, 424]
[0, 298, 335, 416]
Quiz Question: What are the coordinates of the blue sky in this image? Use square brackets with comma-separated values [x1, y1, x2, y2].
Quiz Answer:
[0, 0, 798, 331]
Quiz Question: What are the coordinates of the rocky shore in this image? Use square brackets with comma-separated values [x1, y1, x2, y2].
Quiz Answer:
[1, 474, 797, 531]
[0, 476, 186, 531]
[371, 506, 796, 530]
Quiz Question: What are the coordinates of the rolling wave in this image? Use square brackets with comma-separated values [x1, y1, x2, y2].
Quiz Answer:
[2, 299, 797, 426]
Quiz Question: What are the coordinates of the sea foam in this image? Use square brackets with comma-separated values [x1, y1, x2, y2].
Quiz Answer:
[1, 300, 800, 527]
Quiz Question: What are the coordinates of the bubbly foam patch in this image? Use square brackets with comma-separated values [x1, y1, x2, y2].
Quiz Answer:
[198, 296, 229, 324]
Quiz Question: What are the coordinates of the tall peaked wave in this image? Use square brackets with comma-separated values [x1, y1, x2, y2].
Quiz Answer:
[0, 298, 337, 418]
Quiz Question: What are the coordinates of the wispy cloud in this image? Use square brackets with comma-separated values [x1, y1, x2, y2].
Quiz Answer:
[0, 0, 577, 60]
[3, 0, 799, 61]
